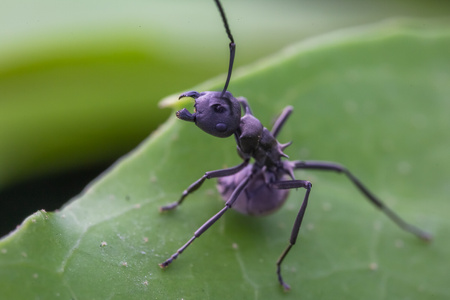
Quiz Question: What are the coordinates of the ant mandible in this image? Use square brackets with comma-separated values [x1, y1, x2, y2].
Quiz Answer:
[159, 0, 432, 291]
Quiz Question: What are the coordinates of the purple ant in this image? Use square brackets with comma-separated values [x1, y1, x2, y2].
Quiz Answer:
[159, 0, 432, 291]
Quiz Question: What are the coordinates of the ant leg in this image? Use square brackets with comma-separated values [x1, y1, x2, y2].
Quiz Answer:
[237, 97, 253, 115]
[160, 159, 250, 212]
[293, 160, 432, 241]
[160, 170, 253, 268]
[271, 180, 312, 291]
[271, 106, 293, 138]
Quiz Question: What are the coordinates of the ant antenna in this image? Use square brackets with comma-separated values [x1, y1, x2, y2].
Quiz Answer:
[214, 0, 236, 97]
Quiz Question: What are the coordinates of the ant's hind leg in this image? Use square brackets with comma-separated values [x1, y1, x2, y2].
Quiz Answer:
[271, 179, 312, 291]
[159, 159, 249, 212]
[293, 160, 432, 241]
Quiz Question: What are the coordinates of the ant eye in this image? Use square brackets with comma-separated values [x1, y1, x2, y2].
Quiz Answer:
[213, 104, 226, 113]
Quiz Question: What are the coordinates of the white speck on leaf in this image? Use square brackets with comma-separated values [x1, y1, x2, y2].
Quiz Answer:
[344, 99, 358, 114]
[373, 220, 382, 231]
[397, 161, 412, 175]
[395, 239, 404, 248]
[322, 202, 332, 211]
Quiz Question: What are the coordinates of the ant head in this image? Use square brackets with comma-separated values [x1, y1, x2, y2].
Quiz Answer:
[175, 1, 239, 138]
[176, 91, 241, 138]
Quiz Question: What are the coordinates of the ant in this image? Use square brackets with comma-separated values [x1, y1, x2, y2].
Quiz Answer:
[159, 0, 432, 291]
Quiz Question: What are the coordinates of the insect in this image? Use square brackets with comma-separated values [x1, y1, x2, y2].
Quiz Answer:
[159, 0, 432, 291]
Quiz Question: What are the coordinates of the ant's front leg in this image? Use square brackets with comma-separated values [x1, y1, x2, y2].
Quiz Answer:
[159, 159, 250, 212]
[271, 106, 293, 138]
[160, 167, 253, 268]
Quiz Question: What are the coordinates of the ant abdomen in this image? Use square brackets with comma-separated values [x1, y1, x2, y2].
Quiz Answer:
[217, 165, 290, 216]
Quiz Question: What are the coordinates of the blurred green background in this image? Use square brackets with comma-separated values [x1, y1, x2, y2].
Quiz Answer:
[0, 0, 449, 236]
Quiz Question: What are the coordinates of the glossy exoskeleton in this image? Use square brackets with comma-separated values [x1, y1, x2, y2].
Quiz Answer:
[158, 0, 431, 291]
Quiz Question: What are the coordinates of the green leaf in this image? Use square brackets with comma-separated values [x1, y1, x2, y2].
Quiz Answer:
[1, 19, 449, 299]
